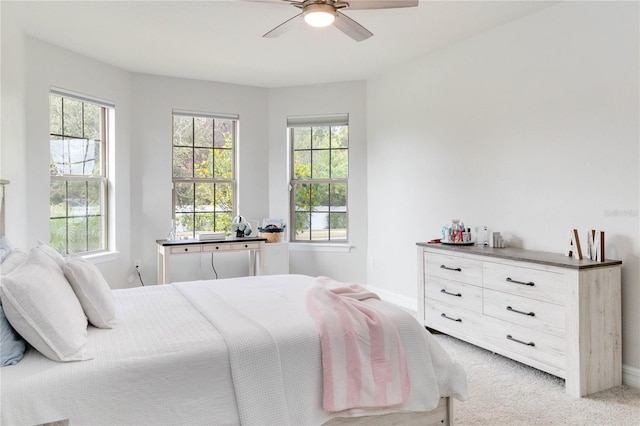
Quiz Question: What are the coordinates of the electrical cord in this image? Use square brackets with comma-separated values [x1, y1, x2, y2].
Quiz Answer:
[210, 253, 218, 279]
[136, 266, 145, 286]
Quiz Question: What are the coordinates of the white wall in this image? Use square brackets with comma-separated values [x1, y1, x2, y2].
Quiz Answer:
[366, 1, 639, 372]
[130, 74, 270, 284]
[268, 81, 368, 284]
[1, 1, 28, 248]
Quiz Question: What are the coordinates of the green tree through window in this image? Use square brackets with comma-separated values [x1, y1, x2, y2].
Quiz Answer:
[289, 115, 348, 242]
[172, 112, 237, 238]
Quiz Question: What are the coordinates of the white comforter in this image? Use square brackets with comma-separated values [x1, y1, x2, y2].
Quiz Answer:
[1, 274, 467, 425]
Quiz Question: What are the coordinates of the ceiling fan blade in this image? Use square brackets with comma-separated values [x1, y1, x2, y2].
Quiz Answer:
[333, 12, 373, 42]
[342, 0, 419, 10]
[263, 13, 302, 38]
[245, 0, 301, 5]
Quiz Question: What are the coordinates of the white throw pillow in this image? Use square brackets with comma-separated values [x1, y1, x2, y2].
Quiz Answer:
[1, 248, 90, 362]
[64, 256, 115, 329]
[35, 241, 65, 271]
[0, 236, 15, 264]
[0, 250, 27, 276]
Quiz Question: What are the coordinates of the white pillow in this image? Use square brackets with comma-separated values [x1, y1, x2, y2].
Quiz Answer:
[0, 250, 27, 276]
[64, 256, 115, 329]
[1, 247, 90, 362]
[0, 236, 15, 263]
[35, 241, 66, 271]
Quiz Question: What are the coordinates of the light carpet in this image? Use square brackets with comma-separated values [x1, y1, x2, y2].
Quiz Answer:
[434, 333, 640, 426]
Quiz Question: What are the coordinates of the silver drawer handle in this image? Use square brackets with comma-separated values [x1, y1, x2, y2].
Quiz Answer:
[506, 277, 535, 287]
[506, 306, 535, 317]
[440, 264, 462, 272]
[506, 334, 535, 347]
[440, 289, 462, 297]
[440, 313, 462, 322]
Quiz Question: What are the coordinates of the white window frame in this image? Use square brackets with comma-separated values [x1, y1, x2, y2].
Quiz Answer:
[171, 110, 238, 238]
[49, 88, 112, 255]
[288, 114, 349, 244]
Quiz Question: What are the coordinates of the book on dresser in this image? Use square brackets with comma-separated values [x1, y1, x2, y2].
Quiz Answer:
[196, 232, 226, 241]
[416, 242, 622, 398]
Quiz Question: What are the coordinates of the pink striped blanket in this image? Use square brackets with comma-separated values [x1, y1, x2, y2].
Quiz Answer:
[306, 276, 410, 412]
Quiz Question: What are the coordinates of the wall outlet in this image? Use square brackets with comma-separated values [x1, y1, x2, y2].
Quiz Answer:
[134, 259, 142, 270]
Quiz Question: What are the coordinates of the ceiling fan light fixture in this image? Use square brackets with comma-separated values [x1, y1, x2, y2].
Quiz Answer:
[303, 4, 336, 28]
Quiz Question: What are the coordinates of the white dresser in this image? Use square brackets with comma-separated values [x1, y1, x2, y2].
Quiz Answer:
[417, 243, 622, 397]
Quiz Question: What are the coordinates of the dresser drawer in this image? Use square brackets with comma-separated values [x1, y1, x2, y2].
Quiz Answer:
[483, 317, 566, 372]
[202, 244, 231, 252]
[170, 245, 202, 254]
[423, 299, 483, 338]
[483, 262, 566, 306]
[483, 288, 565, 337]
[424, 252, 483, 286]
[424, 276, 483, 313]
[231, 242, 260, 250]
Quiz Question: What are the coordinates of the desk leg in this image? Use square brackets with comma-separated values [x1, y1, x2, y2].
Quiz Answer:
[157, 246, 170, 284]
[249, 250, 256, 276]
[258, 241, 265, 275]
[157, 247, 163, 284]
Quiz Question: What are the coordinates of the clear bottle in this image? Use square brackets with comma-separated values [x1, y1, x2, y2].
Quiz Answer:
[167, 219, 176, 241]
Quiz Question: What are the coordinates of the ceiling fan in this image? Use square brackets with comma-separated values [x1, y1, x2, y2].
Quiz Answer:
[262, 0, 419, 42]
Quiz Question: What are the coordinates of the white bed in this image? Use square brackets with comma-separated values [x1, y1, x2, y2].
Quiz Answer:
[0, 181, 467, 425]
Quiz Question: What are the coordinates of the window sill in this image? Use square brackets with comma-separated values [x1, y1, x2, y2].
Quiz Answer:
[82, 251, 119, 264]
[288, 243, 353, 253]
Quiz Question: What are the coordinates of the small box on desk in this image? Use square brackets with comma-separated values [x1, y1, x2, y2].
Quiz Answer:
[196, 232, 226, 241]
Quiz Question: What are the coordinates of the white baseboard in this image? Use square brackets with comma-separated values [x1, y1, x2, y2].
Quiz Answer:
[367, 287, 640, 390]
[366, 285, 417, 317]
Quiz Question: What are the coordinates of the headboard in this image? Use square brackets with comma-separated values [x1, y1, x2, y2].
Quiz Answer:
[0, 179, 8, 237]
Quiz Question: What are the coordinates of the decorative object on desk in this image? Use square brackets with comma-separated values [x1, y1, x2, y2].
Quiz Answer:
[259, 218, 286, 243]
[262, 218, 284, 228]
[196, 232, 226, 241]
[586, 229, 605, 262]
[442, 219, 472, 244]
[565, 229, 583, 259]
[231, 215, 252, 238]
[167, 219, 177, 241]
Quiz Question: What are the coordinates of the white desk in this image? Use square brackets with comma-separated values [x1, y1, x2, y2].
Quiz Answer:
[156, 237, 266, 284]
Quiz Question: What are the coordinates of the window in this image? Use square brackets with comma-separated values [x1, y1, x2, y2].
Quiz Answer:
[49, 90, 111, 255]
[289, 114, 349, 243]
[172, 111, 237, 238]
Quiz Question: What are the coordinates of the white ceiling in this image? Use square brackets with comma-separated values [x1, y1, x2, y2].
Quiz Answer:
[10, 0, 557, 88]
